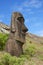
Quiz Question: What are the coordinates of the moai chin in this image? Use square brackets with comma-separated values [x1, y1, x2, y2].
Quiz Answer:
[5, 12, 28, 56]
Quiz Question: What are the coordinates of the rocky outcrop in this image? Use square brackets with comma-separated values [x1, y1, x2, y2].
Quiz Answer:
[0, 22, 10, 34]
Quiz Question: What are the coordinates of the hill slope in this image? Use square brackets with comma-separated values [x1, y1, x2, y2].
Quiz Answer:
[23, 33, 43, 65]
[0, 22, 43, 65]
[0, 22, 10, 33]
[26, 33, 43, 44]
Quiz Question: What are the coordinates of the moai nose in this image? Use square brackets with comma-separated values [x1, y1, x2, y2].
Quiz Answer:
[22, 24, 28, 33]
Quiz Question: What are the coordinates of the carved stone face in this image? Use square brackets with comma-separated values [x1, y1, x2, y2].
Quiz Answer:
[5, 12, 28, 57]
[17, 16, 28, 34]
[11, 12, 28, 43]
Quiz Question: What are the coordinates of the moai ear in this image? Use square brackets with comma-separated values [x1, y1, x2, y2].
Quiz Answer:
[10, 16, 16, 33]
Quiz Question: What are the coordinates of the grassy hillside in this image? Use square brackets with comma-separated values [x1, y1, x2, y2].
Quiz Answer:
[23, 33, 43, 65]
[0, 33, 43, 65]
[0, 33, 8, 50]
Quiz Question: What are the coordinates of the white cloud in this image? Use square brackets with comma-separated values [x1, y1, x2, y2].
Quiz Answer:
[0, 20, 3, 22]
[11, 0, 42, 14]
[29, 0, 42, 8]
[0, 15, 5, 22]
[21, 0, 42, 9]
[33, 22, 42, 27]
[0, 15, 4, 18]
[36, 30, 43, 36]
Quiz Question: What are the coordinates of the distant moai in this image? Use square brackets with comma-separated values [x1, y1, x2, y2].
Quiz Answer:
[5, 12, 28, 56]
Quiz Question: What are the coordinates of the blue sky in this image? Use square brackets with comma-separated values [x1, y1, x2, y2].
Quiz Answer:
[0, 0, 43, 36]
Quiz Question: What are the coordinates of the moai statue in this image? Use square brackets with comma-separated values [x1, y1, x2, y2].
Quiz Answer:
[5, 12, 28, 56]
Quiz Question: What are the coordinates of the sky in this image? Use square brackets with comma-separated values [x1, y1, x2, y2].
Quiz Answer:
[0, 0, 43, 36]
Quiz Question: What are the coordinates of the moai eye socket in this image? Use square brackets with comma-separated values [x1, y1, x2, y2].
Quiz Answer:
[17, 17, 24, 22]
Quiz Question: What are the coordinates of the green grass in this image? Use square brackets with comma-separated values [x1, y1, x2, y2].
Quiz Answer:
[0, 33, 43, 65]
[0, 52, 29, 65]
[0, 33, 8, 50]
[38, 54, 43, 61]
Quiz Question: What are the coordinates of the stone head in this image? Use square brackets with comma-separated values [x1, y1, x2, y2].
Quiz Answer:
[11, 12, 28, 43]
